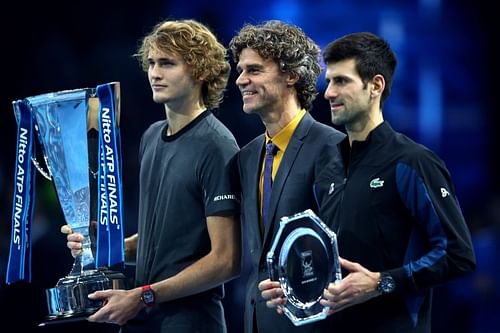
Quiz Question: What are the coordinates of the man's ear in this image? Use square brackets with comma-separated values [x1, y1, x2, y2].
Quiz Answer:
[286, 71, 299, 87]
[370, 74, 385, 98]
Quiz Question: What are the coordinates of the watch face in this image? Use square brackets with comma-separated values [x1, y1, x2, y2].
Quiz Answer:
[143, 290, 154, 304]
[379, 275, 395, 294]
[142, 287, 155, 306]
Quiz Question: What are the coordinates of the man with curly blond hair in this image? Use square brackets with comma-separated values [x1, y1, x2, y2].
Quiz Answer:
[229, 20, 344, 333]
[63, 19, 240, 332]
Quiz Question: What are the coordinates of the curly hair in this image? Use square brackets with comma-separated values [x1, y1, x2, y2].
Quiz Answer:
[229, 20, 321, 111]
[135, 19, 230, 109]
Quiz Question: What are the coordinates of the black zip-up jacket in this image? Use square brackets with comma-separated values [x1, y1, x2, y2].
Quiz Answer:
[314, 121, 475, 333]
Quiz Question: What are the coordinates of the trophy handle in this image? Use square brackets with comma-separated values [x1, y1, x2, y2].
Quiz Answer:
[31, 124, 53, 181]
[31, 156, 52, 180]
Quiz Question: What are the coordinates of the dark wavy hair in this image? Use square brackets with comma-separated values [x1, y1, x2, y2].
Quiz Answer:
[229, 20, 321, 111]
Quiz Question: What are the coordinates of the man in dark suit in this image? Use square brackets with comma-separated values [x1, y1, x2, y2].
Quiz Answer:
[229, 20, 345, 333]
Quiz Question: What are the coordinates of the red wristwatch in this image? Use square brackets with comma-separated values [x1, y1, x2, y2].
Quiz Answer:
[141, 284, 156, 307]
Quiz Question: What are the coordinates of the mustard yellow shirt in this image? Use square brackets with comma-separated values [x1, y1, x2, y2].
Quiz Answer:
[259, 109, 306, 234]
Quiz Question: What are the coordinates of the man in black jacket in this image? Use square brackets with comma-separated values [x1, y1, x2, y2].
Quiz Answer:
[262, 31, 476, 333]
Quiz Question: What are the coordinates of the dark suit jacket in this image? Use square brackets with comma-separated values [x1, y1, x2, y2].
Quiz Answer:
[237, 112, 345, 333]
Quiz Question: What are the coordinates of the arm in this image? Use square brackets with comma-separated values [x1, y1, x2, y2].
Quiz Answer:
[389, 157, 476, 293]
[87, 214, 241, 325]
[124, 233, 138, 264]
[149, 214, 240, 302]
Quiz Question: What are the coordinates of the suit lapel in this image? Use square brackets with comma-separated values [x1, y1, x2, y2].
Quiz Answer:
[262, 113, 315, 246]
[246, 135, 266, 247]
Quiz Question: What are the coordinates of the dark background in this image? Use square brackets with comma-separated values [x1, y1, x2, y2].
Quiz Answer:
[1, 0, 498, 332]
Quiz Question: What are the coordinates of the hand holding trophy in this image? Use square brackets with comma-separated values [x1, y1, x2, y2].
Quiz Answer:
[6, 82, 126, 324]
[266, 209, 342, 326]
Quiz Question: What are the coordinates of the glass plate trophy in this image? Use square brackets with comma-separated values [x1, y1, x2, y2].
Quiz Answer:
[267, 209, 342, 326]
[6, 82, 126, 325]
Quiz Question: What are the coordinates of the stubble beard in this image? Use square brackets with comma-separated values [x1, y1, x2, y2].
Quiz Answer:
[331, 109, 349, 127]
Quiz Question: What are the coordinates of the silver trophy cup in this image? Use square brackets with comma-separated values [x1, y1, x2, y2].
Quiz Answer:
[267, 209, 342, 326]
[12, 83, 126, 324]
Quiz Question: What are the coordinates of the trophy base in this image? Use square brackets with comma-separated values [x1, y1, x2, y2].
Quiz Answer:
[282, 303, 329, 326]
[39, 312, 92, 326]
[40, 268, 126, 326]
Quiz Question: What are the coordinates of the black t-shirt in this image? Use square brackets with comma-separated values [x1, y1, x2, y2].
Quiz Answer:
[135, 109, 239, 294]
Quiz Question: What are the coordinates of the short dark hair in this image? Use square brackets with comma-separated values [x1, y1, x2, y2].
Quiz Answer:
[323, 32, 397, 106]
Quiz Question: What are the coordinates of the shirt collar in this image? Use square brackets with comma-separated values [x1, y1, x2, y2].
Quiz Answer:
[265, 109, 306, 151]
